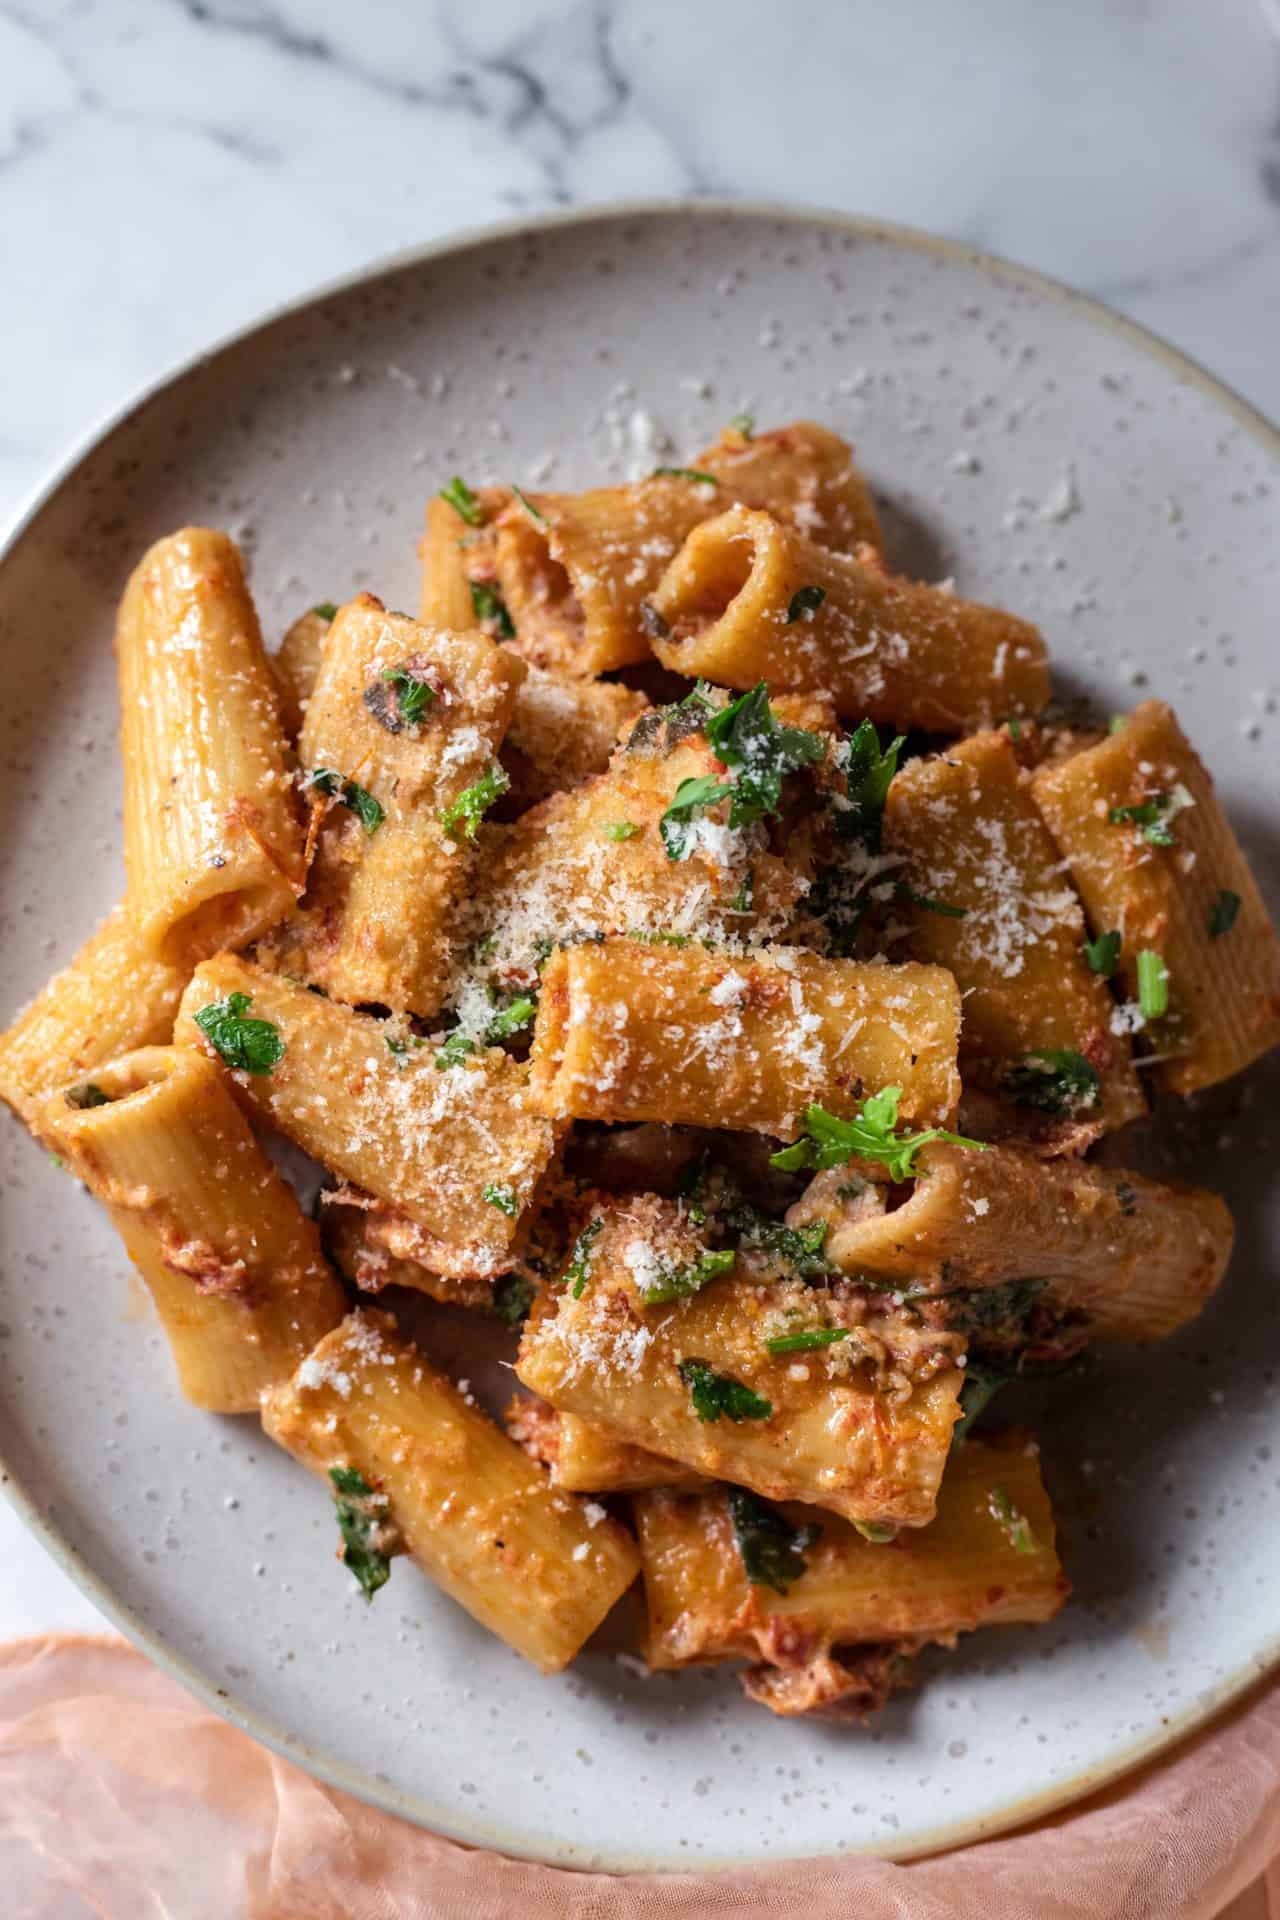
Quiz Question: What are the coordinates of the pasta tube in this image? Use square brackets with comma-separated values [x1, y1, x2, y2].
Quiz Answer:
[795, 1142, 1233, 1341]
[271, 603, 334, 741]
[38, 1046, 344, 1411]
[885, 731, 1144, 1136]
[174, 955, 558, 1279]
[321, 1190, 497, 1311]
[502, 665, 649, 810]
[636, 1431, 1066, 1672]
[529, 939, 961, 1138]
[1032, 701, 1280, 1093]
[117, 528, 304, 964]
[648, 506, 1048, 732]
[418, 484, 509, 629]
[0, 904, 188, 1130]
[506, 1400, 705, 1494]
[516, 1197, 964, 1528]
[262, 1311, 640, 1671]
[288, 595, 525, 1016]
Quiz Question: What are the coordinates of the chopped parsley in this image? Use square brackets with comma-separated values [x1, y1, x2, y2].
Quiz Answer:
[493, 1272, 535, 1328]
[439, 476, 484, 526]
[482, 1181, 520, 1217]
[440, 762, 510, 840]
[1137, 948, 1170, 1021]
[728, 412, 755, 438]
[678, 1359, 772, 1424]
[765, 1326, 849, 1355]
[381, 664, 435, 728]
[1109, 793, 1177, 846]
[193, 992, 285, 1076]
[988, 1484, 1036, 1555]
[897, 885, 967, 919]
[311, 601, 337, 622]
[625, 929, 693, 948]
[635, 1248, 735, 1307]
[835, 718, 904, 852]
[705, 681, 825, 824]
[309, 768, 384, 835]
[727, 1487, 818, 1593]
[434, 993, 535, 1070]
[1005, 715, 1022, 743]
[1004, 1049, 1100, 1115]
[604, 820, 640, 841]
[953, 1360, 1012, 1444]
[652, 466, 718, 486]
[853, 1520, 898, 1544]
[469, 581, 515, 638]
[1084, 930, 1121, 976]
[1108, 713, 1128, 734]
[67, 1082, 111, 1109]
[723, 1203, 832, 1279]
[786, 585, 827, 623]
[638, 600, 670, 640]
[434, 1029, 476, 1071]
[566, 1218, 605, 1300]
[385, 1032, 425, 1066]
[659, 772, 733, 858]
[510, 484, 545, 523]
[1209, 889, 1241, 938]
[770, 1088, 987, 1182]
[329, 1465, 393, 1600]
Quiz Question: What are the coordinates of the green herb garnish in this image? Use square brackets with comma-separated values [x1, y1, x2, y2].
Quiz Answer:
[1005, 715, 1022, 743]
[382, 665, 435, 727]
[1108, 713, 1128, 734]
[853, 1520, 898, 1544]
[604, 821, 640, 841]
[770, 1089, 987, 1181]
[193, 992, 285, 1076]
[724, 1203, 832, 1279]
[329, 1465, 393, 1601]
[652, 466, 718, 486]
[67, 1082, 111, 1109]
[765, 1327, 850, 1355]
[727, 1487, 818, 1592]
[309, 768, 384, 835]
[728, 413, 755, 438]
[493, 1272, 535, 1327]
[678, 1359, 772, 1424]
[897, 885, 968, 919]
[433, 993, 535, 1071]
[439, 476, 484, 526]
[953, 1360, 1013, 1444]
[511, 484, 545, 523]
[626, 929, 694, 948]
[988, 1485, 1035, 1555]
[311, 601, 338, 621]
[1109, 794, 1177, 846]
[1084, 930, 1121, 977]
[635, 1248, 735, 1307]
[434, 1030, 476, 1071]
[659, 772, 733, 859]
[786, 585, 826, 623]
[385, 1033, 425, 1065]
[705, 681, 824, 822]
[835, 718, 905, 851]
[469, 581, 515, 638]
[482, 1182, 520, 1217]
[1004, 1049, 1100, 1115]
[440, 762, 510, 840]
[1209, 890, 1241, 938]
[1137, 949, 1169, 1020]
[566, 1218, 605, 1300]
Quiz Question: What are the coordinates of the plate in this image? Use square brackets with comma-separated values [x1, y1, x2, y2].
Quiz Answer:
[1, 202, 1279, 1871]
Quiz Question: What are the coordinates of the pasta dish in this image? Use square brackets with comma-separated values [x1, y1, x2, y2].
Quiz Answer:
[2, 417, 1275, 1718]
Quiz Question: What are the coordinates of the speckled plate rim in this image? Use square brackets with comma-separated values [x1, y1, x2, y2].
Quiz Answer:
[2, 197, 1279, 1872]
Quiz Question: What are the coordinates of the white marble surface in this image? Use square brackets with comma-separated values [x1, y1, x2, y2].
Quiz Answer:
[1, 0, 1278, 1638]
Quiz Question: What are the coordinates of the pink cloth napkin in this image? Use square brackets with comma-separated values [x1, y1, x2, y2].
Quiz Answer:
[1, 1634, 1278, 1919]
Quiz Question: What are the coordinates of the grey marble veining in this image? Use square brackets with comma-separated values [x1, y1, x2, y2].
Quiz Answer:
[0, 0, 1277, 1632]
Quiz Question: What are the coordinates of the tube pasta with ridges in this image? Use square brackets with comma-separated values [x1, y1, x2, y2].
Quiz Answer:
[648, 506, 1049, 732]
[501, 666, 650, 809]
[506, 1400, 707, 1493]
[38, 1046, 345, 1412]
[174, 955, 558, 1280]
[261, 1311, 640, 1672]
[271, 605, 334, 742]
[418, 485, 509, 629]
[1032, 701, 1280, 1094]
[117, 528, 304, 965]
[529, 938, 961, 1138]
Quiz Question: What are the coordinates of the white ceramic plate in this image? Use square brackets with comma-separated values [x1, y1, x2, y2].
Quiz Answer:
[2, 203, 1279, 1872]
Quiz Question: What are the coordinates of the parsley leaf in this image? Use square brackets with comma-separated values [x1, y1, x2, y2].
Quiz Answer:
[434, 1030, 475, 1071]
[493, 1272, 535, 1327]
[1109, 794, 1177, 846]
[604, 820, 640, 841]
[723, 1202, 833, 1279]
[194, 992, 285, 1076]
[705, 682, 824, 827]
[952, 1360, 1013, 1444]
[329, 1465, 393, 1601]
[309, 767, 384, 835]
[67, 1082, 111, 1109]
[1209, 890, 1241, 938]
[727, 1487, 818, 1593]
[765, 1326, 849, 1355]
[1004, 1049, 1100, 1114]
[1084, 930, 1121, 976]
[1137, 949, 1169, 1020]
[988, 1484, 1036, 1555]
[786, 585, 826, 623]
[433, 993, 535, 1071]
[835, 718, 905, 852]
[510, 484, 545, 523]
[678, 1359, 772, 1423]
[652, 466, 718, 486]
[659, 772, 734, 859]
[566, 1219, 605, 1299]
[440, 763, 510, 840]
[311, 601, 338, 622]
[385, 1033, 425, 1066]
[897, 885, 967, 919]
[770, 1089, 987, 1181]
[728, 412, 755, 438]
[469, 581, 515, 638]
[482, 1181, 519, 1217]
[635, 1248, 735, 1307]
[381, 665, 435, 727]
[439, 476, 484, 526]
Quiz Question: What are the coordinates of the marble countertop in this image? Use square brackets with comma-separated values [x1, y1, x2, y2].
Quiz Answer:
[1, 0, 1278, 1638]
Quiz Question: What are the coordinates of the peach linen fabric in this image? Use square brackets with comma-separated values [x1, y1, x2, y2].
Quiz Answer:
[1, 1636, 1278, 1920]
